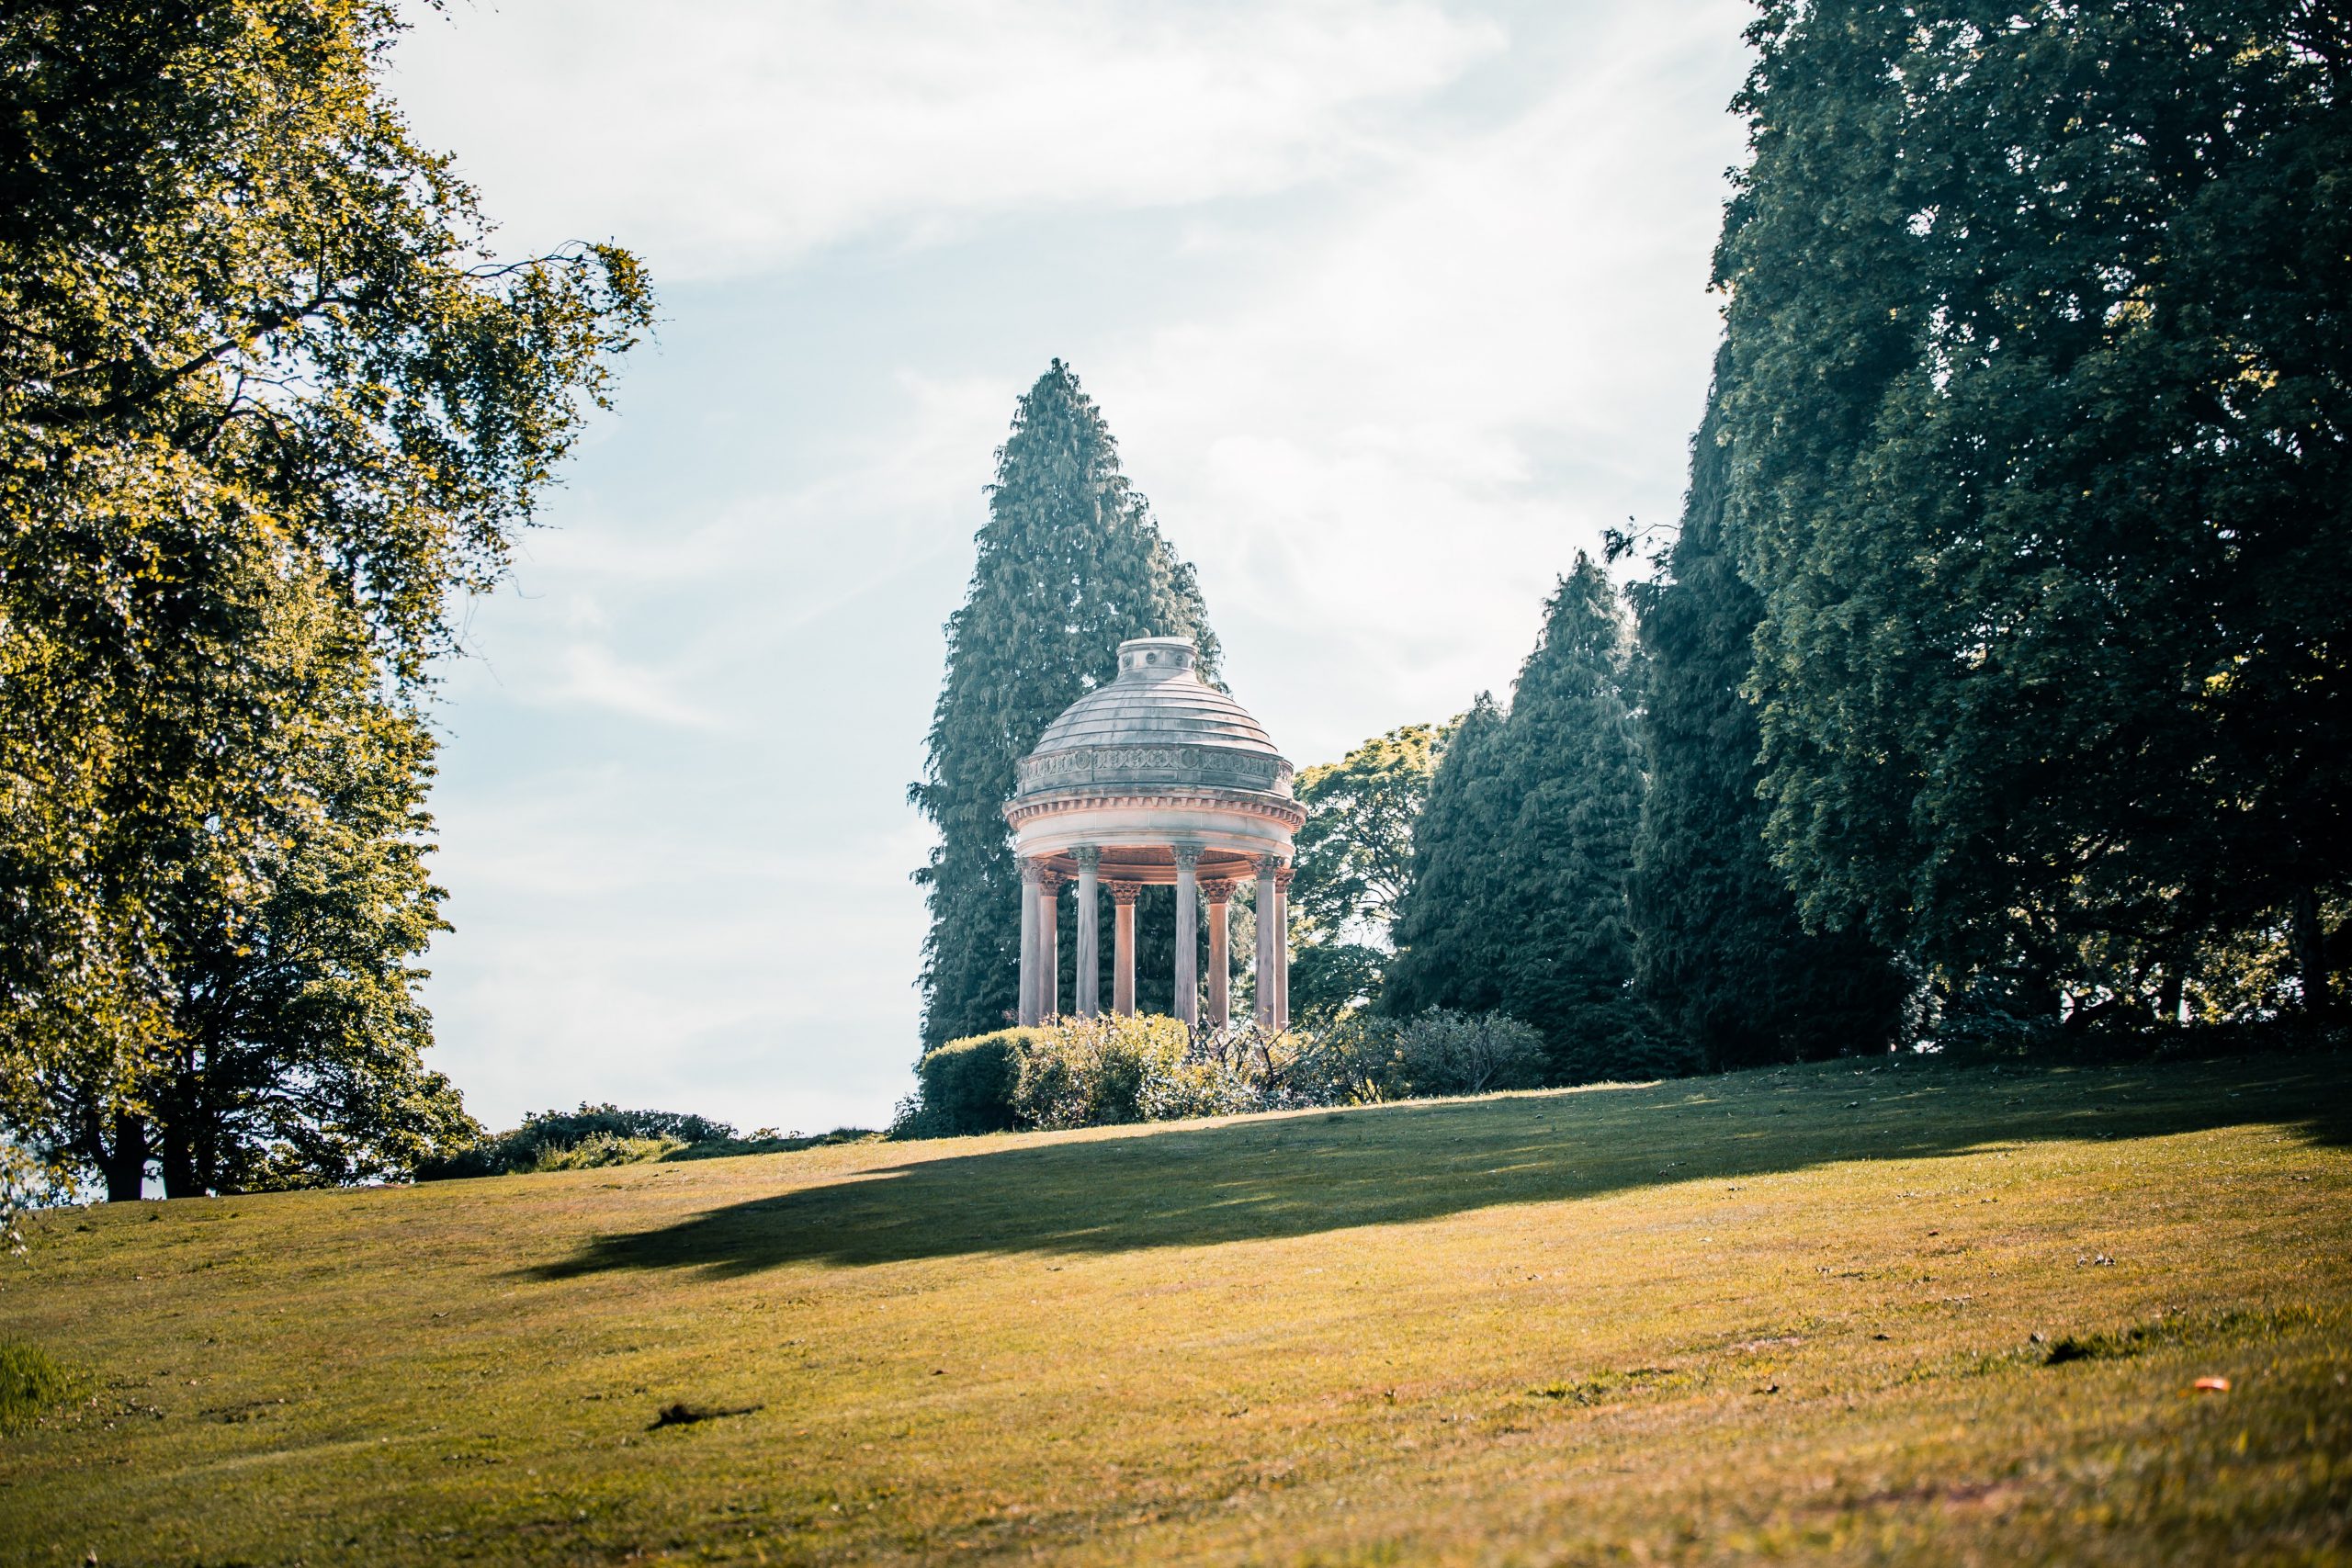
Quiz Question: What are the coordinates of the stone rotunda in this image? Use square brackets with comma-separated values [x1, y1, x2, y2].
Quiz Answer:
[1004, 637, 1302, 1031]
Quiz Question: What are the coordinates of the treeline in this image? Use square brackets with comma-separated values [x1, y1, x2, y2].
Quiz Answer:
[1, 3, 651, 1204]
[1303, 0, 2349, 1076]
[918, 0, 2348, 1086]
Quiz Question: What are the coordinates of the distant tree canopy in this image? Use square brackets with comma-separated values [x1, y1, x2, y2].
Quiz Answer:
[910, 361, 1218, 1049]
[1389, 558, 1659, 1081]
[1, 0, 651, 1197]
[1627, 361, 1909, 1069]
[1286, 722, 1448, 1023]
[1715, 0, 2350, 1027]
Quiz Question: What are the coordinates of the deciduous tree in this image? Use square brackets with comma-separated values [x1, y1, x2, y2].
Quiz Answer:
[1287, 722, 1446, 1021]
[0, 0, 650, 1192]
[1716, 0, 2350, 1022]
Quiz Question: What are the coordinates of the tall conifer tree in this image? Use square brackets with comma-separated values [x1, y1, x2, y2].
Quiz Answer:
[1389, 558, 1657, 1080]
[1629, 365, 1905, 1067]
[1490, 558, 1654, 1081]
[1386, 696, 1510, 1020]
[910, 362, 1217, 1049]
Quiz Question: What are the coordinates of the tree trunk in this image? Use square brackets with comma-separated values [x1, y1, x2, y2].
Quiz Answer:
[159, 1064, 202, 1198]
[2294, 887, 2333, 1017]
[101, 1111, 150, 1202]
[2156, 957, 2186, 1027]
[159, 1111, 198, 1198]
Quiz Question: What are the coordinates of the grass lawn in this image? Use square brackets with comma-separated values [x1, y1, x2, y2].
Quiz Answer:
[3, 1053, 2348, 1565]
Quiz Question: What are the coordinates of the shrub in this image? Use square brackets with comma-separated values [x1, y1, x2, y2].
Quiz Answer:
[1010, 1015, 1193, 1130]
[418, 1103, 737, 1179]
[891, 1008, 1552, 1137]
[525, 1134, 684, 1171]
[1386, 1009, 1547, 1096]
[901, 1029, 1040, 1137]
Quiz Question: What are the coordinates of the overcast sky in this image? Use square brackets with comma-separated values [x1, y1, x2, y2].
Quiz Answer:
[386, 0, 1756, 1134]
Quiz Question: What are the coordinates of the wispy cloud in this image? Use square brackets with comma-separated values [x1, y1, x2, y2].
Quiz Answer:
[395, 0, 1503, 279]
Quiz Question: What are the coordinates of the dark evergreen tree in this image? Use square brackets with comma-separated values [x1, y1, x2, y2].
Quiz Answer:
[1385, 696, 1510, 1020]
[1628, 364, 1907, 1068]
[1388, 561, 1658, 1081]
[1488, 558, 1657, 1082]
[910, 361, 1218, 1048]
[1716, 1, 2351, 1021]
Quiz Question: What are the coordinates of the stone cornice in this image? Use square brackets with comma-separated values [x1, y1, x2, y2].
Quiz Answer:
[1004, 786, 1307, 832]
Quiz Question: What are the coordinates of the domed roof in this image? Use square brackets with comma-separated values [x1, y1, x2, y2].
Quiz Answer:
[1013, 637, 1291, 802]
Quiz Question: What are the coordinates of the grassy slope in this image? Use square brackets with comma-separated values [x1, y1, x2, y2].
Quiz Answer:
[3, 1055, 2347, 1566]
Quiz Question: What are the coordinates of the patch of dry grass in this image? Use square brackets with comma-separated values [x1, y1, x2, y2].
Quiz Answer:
[2, 1054, 2346, 1564]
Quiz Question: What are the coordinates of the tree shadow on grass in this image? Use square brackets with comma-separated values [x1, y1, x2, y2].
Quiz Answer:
[528, 1056, 2351, 1281]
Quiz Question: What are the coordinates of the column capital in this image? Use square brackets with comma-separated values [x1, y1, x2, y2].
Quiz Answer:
[1272, 864, 1294, 892]
[1020, 858, 1044, 886]
[1106, 881, 1143, 907]
[1170, 843, 1204, 870]
[1254, 852, 1285, 876]
[1037, 869, 1069, 895]
[1199, 878, 1238, 904]
[1071, 844, 1100, 871]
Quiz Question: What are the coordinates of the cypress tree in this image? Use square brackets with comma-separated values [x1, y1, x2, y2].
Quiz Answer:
[1629, 363, 1906, 1068]
[910, 361, 1217, 1049]
[1385, 697, 1510, 1019]
[1388, 558, 1659, 1081]
[1488, 557, 1656, 1082]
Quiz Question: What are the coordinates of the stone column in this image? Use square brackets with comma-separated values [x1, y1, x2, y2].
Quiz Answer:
[1072, 847, 1101, 1019]
[1037, 869, 1067, 1021]
[1109, 882, 1141, 1017]
[1171, 845, 1201, 1027]
[1018, 859, 1042, 1027]
[1272, 863, 1294, 1032]
[1202, 880, 1237, 1031]
[1254, 855, 1280, 1029]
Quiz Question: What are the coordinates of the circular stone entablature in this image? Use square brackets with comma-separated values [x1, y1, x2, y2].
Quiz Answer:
[1004, 637, 1302, 882]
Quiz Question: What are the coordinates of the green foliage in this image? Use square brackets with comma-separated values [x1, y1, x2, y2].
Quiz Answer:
[0, 0, 650, 1194]
[1008, 1014, 1196, 1130]
[1288, 723, 1448, 1022]
[901, 1029, 1038, 1137]
[420, 1104, 736, 1181]
[0, 1340, 91, 1434]
[1390, 559, 1661, 1081]
[909, 361, 1218, 1048]
[1385, 697, 1510, 1018]
[899, 1008, 1553, 1137]
[1284, 940, 1390, 1028]
[1328, 1008, 1547, 1099]
[523, 1134, 684, 1173]
[1715, 0, 2351, 1022]
[1626, 362, 1907, 1070]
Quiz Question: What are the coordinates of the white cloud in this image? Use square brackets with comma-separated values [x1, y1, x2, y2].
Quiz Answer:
[393, 0, 1503, 279]
[1085, 4, 1750, 758]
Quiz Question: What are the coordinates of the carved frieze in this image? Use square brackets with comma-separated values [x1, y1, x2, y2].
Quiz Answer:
[1017, 742, 1292, 798]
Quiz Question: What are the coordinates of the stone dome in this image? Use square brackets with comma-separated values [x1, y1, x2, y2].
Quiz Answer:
[1013, 637, 1292, 802]
[1004, 634, 1302, 1033]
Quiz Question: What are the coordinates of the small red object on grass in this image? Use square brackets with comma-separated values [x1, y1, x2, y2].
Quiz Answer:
[2192, 1377, 2230, 1393]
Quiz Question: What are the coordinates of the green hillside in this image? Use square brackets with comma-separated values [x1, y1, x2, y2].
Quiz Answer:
[4, 1055, 2347, 1565]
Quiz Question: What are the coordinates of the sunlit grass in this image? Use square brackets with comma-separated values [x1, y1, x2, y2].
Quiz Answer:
[3, 1054, 2346, 1564]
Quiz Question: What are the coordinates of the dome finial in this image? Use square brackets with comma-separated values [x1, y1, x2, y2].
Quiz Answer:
[1115, 636, 1197, 677]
